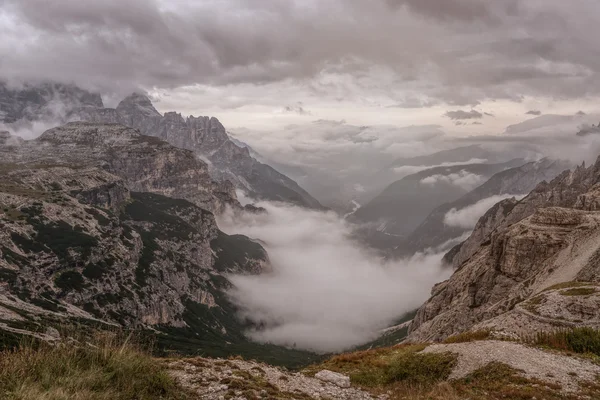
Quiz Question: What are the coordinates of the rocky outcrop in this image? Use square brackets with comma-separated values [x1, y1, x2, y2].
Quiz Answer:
[0, 163, 268, 341]
[0, 122, 239, 213]
[398, 159, 570, 257]
[447, 159, 599, 268]
[408, 157, 600, 342]
[0, 82, 102, 123]
[68, 92, 323, 209]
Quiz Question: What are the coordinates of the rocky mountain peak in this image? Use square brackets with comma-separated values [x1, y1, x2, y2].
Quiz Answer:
[116, 92, 162, 118]
[0, 130, 23, 146]
[1, 82, 103, 123]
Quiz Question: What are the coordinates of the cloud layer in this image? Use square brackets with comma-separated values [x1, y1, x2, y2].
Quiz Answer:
[2, 0, 600, 110]
[420, 170, 486, 191]
[218, 201, 450, 353]
[444, 194, 526, 229]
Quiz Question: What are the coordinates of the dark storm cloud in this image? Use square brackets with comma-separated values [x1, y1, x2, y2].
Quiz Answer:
[526, 110, 542, 116]
[445, 110, 483, 120]
[385, 0, 518, 22]
[1, 0, 600, 105]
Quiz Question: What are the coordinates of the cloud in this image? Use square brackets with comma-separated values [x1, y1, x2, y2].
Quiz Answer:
[218, 201, 450, 353]
[444, 110, 483, 120]
[2, 0, 600, 108]
[282, 102, 311, 115]
[526, 110, 542, 116]
[420, 170, 486, 191]
[444, 194, 526, 229]
[392, 158, 488, 178]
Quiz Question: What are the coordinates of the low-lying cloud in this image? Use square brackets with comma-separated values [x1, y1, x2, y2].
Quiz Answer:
[392, 158, 488, 178]
[444, 194, 525, 229]
[444, 110, 483, 120]
[420, 170, 485, 191]
[218, 201, 450, 353]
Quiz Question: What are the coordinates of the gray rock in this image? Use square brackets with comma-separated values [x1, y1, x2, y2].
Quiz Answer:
[315, 370, 351, 388]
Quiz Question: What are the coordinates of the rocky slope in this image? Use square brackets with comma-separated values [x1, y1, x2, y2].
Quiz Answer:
[0, 82, 102, 124]
[395, 158, 570, 256]
[0, 122, 240, 214]
[0, 157, 277, 347]
[408, 157, 600, 342]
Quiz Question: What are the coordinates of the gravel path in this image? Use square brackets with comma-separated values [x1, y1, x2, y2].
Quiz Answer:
[423, 340, 600, 392]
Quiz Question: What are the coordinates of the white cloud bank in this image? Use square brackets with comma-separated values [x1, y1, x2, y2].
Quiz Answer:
[444, 194, 526, 229]
[420, 170, 485, 191]
[218, 201, 451, 353]
[392, 158, 488, 178]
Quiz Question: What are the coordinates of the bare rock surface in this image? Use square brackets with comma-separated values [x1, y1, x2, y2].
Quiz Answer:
[314, 370, 351, 388]
[168, 357, 380, 400]
[423, 340, 600, 392]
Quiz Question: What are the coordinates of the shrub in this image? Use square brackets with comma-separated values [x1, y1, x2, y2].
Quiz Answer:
[55, 270, 86, 292]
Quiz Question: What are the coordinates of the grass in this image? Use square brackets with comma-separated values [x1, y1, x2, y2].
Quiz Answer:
[560, 287, 597, 296]
[444, 330, 491, 344]
[543, 281, 592, 292]
[526, 328, 600, 356]
[305, 345, 588, 400]
[0, 333, 189, 400]
[305, 344, 456, 388]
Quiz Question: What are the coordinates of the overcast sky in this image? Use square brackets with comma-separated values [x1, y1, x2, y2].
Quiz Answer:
[2, 0, 600, 132]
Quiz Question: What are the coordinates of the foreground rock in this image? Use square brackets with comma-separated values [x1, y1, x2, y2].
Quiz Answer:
[423, 340, 600, 392]
[168, 357, 379, 400]
[314, 370, 351, 388]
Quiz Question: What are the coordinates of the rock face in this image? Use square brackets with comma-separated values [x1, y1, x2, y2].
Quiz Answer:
[52, 90, 320, 209]
[0, 82, 102, 123]
[0, 122, 239, 214]
[408, 157, 600, 342]
[397, 158, 570, 256]
[0, 162, 269, 347]
[314, 370, 352, 388]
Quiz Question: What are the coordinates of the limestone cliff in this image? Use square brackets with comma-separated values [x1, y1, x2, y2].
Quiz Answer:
[409, 157, 600, 342]
[0, 122, 239, 214]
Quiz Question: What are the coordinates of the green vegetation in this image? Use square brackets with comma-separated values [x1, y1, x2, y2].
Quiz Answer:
[560, 287, 597, 296]
[55, 271, 86, 292]
[528, 328, 600, 356]
[211, 231, 267, 272]
[0, 334, 189, 400]
[444, 330, 491, 344]
[543, 281, 592, 292]
[305, 344, 456, 388]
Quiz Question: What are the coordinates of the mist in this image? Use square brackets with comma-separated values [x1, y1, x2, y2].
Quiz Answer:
[217, 201, 451, 353]
[444, 194, 526, 229]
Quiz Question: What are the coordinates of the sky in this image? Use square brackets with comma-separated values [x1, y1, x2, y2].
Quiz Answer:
[2, 0, 600, 133]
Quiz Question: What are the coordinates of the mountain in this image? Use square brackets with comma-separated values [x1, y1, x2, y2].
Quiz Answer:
[349, 159, 525, 244]
[389, 145, 502, 169]
[0, 127, 320, 364]
[408, 156, 600, 342]
[1, 83, 322, 209]
[0, 122, 242, 214]
[394, 158, 571, 256]
[0, 82, 103, 124]
[72, 91, 322, 209]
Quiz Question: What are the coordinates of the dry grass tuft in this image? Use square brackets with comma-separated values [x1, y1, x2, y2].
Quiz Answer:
[444, 330, 491, 344]
[0, 333, 188, 400]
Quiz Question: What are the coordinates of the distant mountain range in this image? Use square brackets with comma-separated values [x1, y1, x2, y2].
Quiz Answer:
[349, 159, 525, 246]
[0, 82, 323, 209]
[394, 158, 572, 256]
